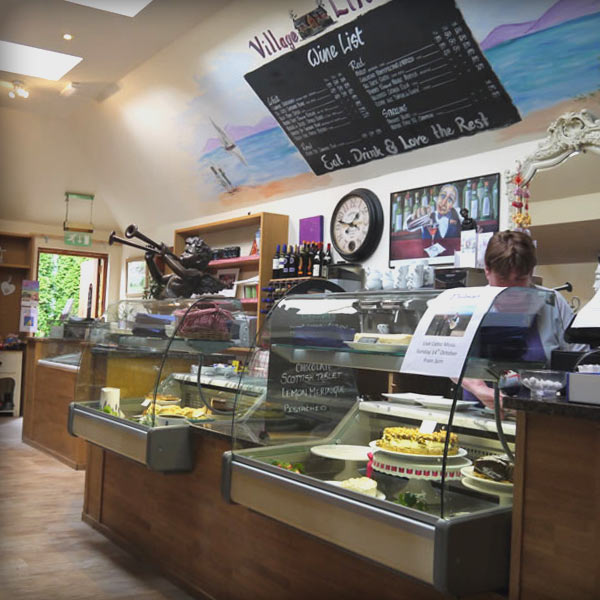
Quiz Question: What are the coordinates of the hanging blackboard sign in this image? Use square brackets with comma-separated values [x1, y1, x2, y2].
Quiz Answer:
[245, 0, 520, 175]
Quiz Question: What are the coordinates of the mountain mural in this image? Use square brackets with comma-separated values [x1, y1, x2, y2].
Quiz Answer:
[480, 0, 600, 49]
[202, 115, 278, 154]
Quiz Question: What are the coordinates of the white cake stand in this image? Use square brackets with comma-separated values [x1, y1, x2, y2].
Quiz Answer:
[370, 447, 471, 505]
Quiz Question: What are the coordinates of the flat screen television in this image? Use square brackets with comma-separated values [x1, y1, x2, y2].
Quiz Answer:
[389, 172, 500, 266]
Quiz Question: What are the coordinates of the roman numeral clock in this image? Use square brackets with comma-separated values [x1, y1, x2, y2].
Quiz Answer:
[330, 188, 384, 262]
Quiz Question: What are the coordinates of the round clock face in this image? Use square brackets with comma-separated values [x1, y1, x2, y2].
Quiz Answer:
[330, 188, 384, 262]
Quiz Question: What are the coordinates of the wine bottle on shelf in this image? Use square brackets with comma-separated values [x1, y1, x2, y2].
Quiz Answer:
[281, 244, 289, 277]
[297, 242, 305, 277]
[307, 242, 315, 277]
[312, 242, 322, 277]
[272, 244, 281, 279]
[322, 243, 333, 278]
[288, 245, 297, 277]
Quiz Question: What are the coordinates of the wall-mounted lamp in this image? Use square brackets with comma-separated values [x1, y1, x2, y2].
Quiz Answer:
[8, 80, 29, 99]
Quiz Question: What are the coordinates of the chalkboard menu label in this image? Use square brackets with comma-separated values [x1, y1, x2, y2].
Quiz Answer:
[245, 0, 521, 175]
[266, 351, 357, 434]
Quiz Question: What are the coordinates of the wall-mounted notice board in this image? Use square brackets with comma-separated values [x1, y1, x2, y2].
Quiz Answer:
[245, 0, 520, 175]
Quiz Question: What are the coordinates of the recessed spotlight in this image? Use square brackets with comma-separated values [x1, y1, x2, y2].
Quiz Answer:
[63, 33, 73, 41]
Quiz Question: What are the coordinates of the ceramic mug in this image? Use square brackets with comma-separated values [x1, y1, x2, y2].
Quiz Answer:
[406, 262, 424, 289]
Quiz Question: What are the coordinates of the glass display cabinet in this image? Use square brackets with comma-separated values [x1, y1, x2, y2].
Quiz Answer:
[222, 287, 563, 596]
[69, 296, 248, 472]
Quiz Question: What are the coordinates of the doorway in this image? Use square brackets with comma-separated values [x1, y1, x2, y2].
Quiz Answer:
[36, 248, 108, 337]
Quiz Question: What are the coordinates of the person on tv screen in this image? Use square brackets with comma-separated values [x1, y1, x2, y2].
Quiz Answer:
[421, 184, 461, 242]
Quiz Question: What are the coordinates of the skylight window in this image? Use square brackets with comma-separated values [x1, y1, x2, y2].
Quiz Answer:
[0, 41, 82, 81]
[64, 0, 154, 17]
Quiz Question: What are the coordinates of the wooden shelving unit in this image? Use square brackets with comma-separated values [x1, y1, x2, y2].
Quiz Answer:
[0, 232, 33, 338]
[174, 212, 289, 333]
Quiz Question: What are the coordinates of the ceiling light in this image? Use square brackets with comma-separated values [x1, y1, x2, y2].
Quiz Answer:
[63, 33, 73, 41]
[60, 82, 80, 97]
[0, 40, 82, 81]
[65, 0, 154, 17]
[8, 80, 29, 99]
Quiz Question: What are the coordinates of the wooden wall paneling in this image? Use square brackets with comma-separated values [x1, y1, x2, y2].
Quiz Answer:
[516, 413, 600, 600]
[83, 443, 105, 522]
[509, 411, 527, 600]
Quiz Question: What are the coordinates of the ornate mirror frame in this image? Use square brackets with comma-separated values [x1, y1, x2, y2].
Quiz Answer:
[504, 109, 600, 228]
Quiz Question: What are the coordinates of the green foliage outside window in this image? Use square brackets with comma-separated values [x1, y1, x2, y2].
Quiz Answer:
[37, 253, 91, 337]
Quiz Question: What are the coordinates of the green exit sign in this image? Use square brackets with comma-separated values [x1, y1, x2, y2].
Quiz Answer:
[64, 232, 92, 247]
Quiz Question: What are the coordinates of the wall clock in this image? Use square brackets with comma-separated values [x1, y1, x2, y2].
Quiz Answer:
[330, 188, 384, 262]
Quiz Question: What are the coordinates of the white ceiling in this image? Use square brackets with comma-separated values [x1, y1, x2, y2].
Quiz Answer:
[0, 0, 226, 118]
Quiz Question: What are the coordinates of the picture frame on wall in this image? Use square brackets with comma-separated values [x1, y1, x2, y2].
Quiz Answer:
[125, 257, 147, 297]
[216, 267, 239, 298]
[389, 173, 500, 266]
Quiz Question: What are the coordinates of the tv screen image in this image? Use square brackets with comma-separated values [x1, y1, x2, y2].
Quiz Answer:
[389, 173, 500, 265]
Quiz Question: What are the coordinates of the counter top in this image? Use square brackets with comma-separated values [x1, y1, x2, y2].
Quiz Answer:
[503, 395, 600, 421]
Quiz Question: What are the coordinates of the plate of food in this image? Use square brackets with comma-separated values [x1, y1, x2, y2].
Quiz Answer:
[369, 426, 464, 459]
[460, 466, 513, 492]
[326, 478, 385, 500]
[310, 444, 371, 461]
[369, 440, 467, 460]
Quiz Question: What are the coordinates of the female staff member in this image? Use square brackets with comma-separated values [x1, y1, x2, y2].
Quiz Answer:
[462, 230, 584, 408]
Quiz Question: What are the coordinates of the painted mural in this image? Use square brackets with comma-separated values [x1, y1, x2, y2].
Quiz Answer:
[187, 0, 600, 201]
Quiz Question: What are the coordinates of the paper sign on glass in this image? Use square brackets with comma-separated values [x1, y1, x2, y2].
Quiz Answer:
[401, 286, 504, 379]
[570, 289, 600, 329]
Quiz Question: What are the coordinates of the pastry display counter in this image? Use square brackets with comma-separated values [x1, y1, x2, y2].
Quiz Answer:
[68, 297, 249, 472]
[22, 338, 87, 469]
[222, 288, 562, 596]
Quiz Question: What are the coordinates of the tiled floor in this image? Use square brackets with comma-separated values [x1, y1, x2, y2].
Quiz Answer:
[0, 417, 196, 600]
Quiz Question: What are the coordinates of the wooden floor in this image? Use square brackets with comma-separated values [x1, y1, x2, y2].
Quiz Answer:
[0, 417, 196, 600]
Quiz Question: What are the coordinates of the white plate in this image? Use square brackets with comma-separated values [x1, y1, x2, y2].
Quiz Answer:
[369, 440, 467, 460]
[326, 480, 385, 500]
[382, 392, 444, 405]
[310, 444, 371, 461]
[461, 475, 513, 501]
[461, 466, 514, 492]
[416, 398, 479, 411]
[344, 341, 407, 353]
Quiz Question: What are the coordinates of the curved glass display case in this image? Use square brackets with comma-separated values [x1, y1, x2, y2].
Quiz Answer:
[222, 287, 564, 595]
[69, 296, 248, 471]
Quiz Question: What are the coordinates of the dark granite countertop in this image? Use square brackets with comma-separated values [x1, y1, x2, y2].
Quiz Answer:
[504, 395, 600, 421]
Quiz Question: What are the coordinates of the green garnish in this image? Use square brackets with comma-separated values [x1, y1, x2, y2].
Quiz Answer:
[395, 492, 427, 511]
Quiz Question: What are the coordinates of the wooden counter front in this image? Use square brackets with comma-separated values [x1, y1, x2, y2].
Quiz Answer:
[508, 408, 600, 600]
[22, 338, 87, 470]
[82, 429, 502, 600]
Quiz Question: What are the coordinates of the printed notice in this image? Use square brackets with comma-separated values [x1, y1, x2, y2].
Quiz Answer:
[569, 288, 600, 329]
[401, 286, 503, 378]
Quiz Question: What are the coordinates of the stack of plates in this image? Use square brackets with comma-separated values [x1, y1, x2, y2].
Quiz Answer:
[382, 393, 479, 411]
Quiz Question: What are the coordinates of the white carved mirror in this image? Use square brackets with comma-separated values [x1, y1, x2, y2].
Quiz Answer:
[504, 109, 600, 303]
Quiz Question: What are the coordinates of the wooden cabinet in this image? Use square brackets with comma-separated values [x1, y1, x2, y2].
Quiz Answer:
[22, 339, 87, 469]
[0, 232, 33, 338]
[174, 212, 289, 333]
[0, 350, 23, 417]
